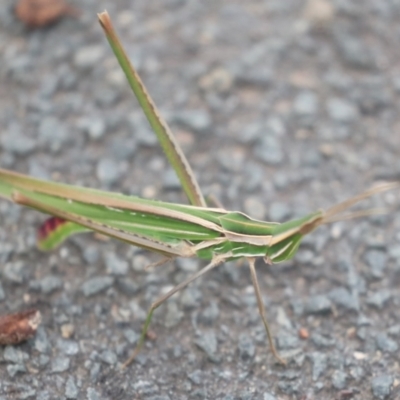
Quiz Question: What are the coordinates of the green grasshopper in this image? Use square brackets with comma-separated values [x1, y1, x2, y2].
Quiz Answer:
[0, 11, 397, 368]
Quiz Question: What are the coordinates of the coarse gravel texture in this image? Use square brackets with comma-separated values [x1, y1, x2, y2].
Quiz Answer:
[1, 0, 400, 399]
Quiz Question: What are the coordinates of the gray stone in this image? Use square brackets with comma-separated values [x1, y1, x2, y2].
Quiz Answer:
[127, 115, 158, 146]
[96, 158, 120, 186]
[371, 375, 393, 400]
[293, 90, 319, 117]
[364, 249, 388, 279]
[131, 380, 159, 395]
[310, 333, 335, 348]
[73, 45, 105, 70]
[147, 397, 171, 400]
[276, 332, 300, 349]
[331, 370, 347, 390]
[199, 301, 219, 325]
[4, 346, 29, 363]
[187, 369, 203, 385]
[65, 376, 79, 399]
[171, 110, 212, 134]
[111, 136, 137, 160]
[83, 246, 100, 264]
[116, 278, 139, 296]
[328, 287, 359, 311]
[387, 324, 400, 337]
[238, 122, 263, 143]
[237, 333, 255, 361]
[367, 290, 392, 309]
[336, 35, 377, 70]
[294, 249, 315, 265]
[77, 117, 106, 140]
[38, 275, 63, 294]
[89, 363, 101, 381]
[3, 261, 27, 284]
[81, 276, 114, 297]
[195, 331, 220, 363]
[7, 363, 26, 377]
[255, 136, 284, 165]
[162, 168, 181, 189]
[38, 117, 69, 153]
[376, 333, 398, 353]
[1, 124, 36, 155]
[163, 301, 183, 329]
[123, 329, 139, 345]
[99, 349, 117, 365]
[353, 79, 391, 115]
[243, 197, 266, 220]
[57, 339, 80, 356]
[269, 202, 291, 222]
[34, 328, 51, 354]
[94, 86, 122, 107]
[105, 252, 129, 275]
[180, 287, 202, 309]
[310, 352, 328, 381]
[51, 357, 70, 373]
[326, 97, 358, 123]
[304, 295, 332, 314]
[0, 282, 5, 301]
[87, 387, 101, 400]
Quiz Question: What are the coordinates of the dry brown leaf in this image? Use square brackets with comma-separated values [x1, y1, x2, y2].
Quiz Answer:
[15, 0, 80, 28]
[0, 309, 42, 345]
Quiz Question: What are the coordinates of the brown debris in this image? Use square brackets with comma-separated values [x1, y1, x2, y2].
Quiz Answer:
[15, 0, 80, 29]
[298, 327, 309, 340]
[0, 309, 42, 345]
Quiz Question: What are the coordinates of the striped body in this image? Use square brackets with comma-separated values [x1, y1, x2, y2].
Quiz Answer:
[0, 168, 323, 264]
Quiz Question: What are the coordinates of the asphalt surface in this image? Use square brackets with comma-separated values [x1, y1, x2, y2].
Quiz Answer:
[1, 0, 400, 399]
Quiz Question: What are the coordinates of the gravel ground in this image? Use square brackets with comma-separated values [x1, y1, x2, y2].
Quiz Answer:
[1, 0, 400, 399]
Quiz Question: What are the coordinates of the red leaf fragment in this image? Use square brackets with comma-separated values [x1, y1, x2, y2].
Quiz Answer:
[0, 309, 42, 345]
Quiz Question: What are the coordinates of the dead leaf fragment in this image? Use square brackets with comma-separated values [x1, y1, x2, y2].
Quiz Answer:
[0, 309, 42, 345]
[298, 327, 309, 339]
[15, 0, 80, 29]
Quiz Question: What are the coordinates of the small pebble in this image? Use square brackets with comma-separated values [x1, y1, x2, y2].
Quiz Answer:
[326, 97, 358, 123]
[96, 158, 120, 186]
[51, 357, 70, 373]
[81, 276, 114, 297]
[61, 323, 75, 339]
[87, 387, 102, 400]
[363, 249, 387, 279]
[237, 333, 255, 361]
[99, 349, 118, 365]
[74, 45, 105, 70]
[105, 252, 129, 275]
[304, 295, 332, 315]
[367, 290, 392, 309]
[195, 331, 220, 363]
[255, 136, 284, 165]
[371, 375, 393, 400]
[310, 352, 328, 381]
[171, 110, 212, 134]
[4, 346, 29, 364]
[163, 302, 183, 329]
[65, 376, 79, 399]
[1, 124, 36, 155]
[376, 333, 398, 353]
[57, 339, 79, 356]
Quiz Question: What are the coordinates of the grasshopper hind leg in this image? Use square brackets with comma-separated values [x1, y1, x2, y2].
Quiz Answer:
[247, 258, 287, 366]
